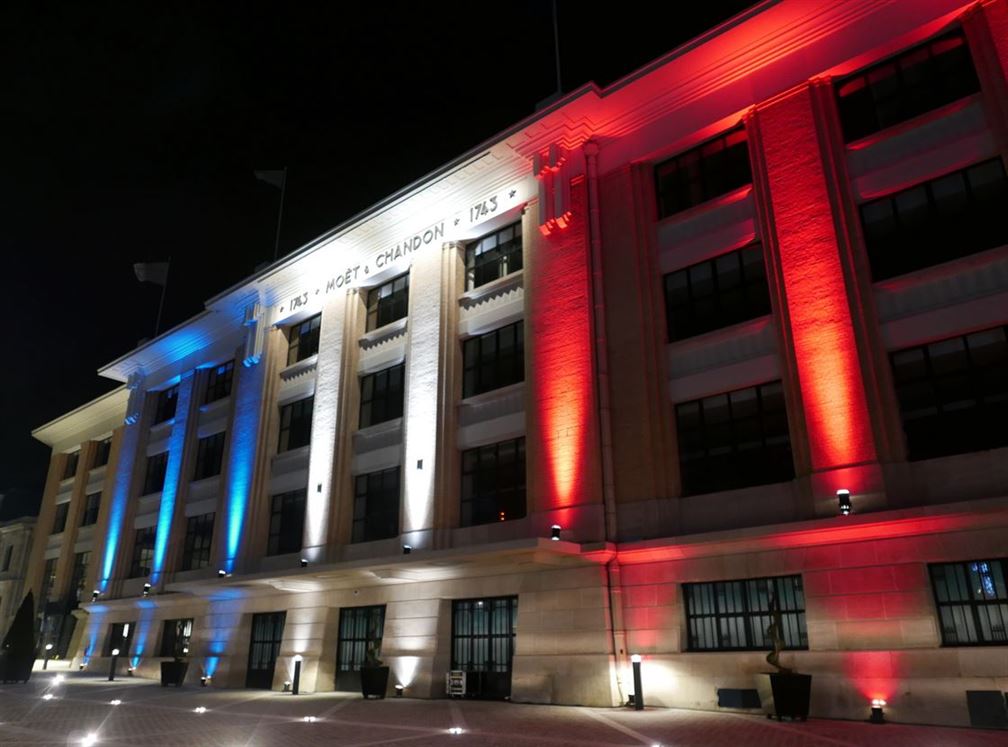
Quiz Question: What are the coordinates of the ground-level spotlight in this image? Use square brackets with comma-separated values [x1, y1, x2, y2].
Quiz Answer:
[91, 589, 100, 602]
[837, 489, 852, 516]
[41, 693, 54, 701]
[283, 680, 291, 693]
[81, 733, 98, 747]
[395, 684, 404, 698]
[550, 524, 561, 541]
[142, 582, 151, 597]
[302, 716, 318, 723]
[127, 666, 134, 676]
[79, 663, 86, 671]
[54, 674, 64, 685]
[630, 654, 644, 711]
[193, 706, 207, 714]
[402, 544, 412, 555]
[109, 699, 122, 706]
[200, 675, 209, 687]
[448, 727, 464, 735]
[217, 569, 227, 578]
[300, 558, 308, 568]
[870, 698, 886, 724]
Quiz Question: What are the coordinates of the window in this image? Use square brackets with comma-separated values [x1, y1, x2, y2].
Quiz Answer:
[93, 438, 112, 469]
[204, 360, 235, 403]
[461, 437, 526, 527]
[278, 396, 314, 452]
[267, 489, 306, 556]
[452, 597, 518, 679]
[335, 605, 386, 690]
[286, 314, 321, 366]
[890, 326, 1008, 461]
[51, 502, 69, 534]
[465, 222, 523, 290]
[142, 452, 169, 495]
[352, 467, 400, 543]
[860, 158, 1008, 281]
[159, 618, 194, 657]
[835, 32, 980, 143]
[129, 527, 155, 578]
[193, 431, 226, 481]
[359, 363, 405, 429]
[655, 128, 751, 219]
[366, 273, 409, 332]
[80, 492, 101, 527]
[153, 385, 179, 424]
[180, 512, 215, 571]
[676, 380, 794, 496]
[2, 545, 13, 572]
[684, 575, 807, 651]
[62, 452, 79, 480]
[40, 558, 57, 603]
[930, 559, 1008, 646]
[70, 551, 90, 602]
[462, 321, 524, 398]
[103, 621, 134, 657]
[663, 243, 771, 341]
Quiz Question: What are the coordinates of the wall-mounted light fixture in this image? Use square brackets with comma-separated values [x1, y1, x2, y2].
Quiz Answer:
[550, 524, 561, 541]
[300, 558, 308, 568]
[870, 698, 886, 724]
[837, 489, 852, 516]
[402, 544, 412, 555]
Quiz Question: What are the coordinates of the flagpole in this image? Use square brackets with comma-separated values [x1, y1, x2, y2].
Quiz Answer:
[272, 167, 288, 260]
[154, 256, 171, 337]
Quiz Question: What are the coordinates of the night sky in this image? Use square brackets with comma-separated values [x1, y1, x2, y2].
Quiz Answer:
[1, 1, 755, 520]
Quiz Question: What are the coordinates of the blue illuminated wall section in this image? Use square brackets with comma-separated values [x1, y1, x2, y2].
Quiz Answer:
[223, 357, 266, 573]
[150, 371, 195, 585]
[99, 395, 145, 591]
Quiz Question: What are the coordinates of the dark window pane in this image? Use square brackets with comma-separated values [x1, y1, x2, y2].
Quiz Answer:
[359, 363, 405, 428]
[352, 467, 400, 543]
[465, 222, 524, 290]
[684, 575, 807, 651]
[193, 431, 226, 481]
[153, 385, 179, 424]
[278, 397, 314, 453]
[366, 273, 410, 332]
[655, 127, 752, 218]
[181, 512, 215, 571]
[129, 527, 155, 578]
[930, 559, 1008, 645]
[267, 490, 306, 556]
[460, 437, 526, 527]
[80, 492, 101, 527]
[204, 361, 235, 403]
[287, 314, 322, 366]
[142, 452, 169, 495]
[462, 321, 524, 398]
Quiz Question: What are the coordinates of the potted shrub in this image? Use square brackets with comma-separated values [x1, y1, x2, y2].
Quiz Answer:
[360, 639, 389, 699]
[754, 597, 811, 721]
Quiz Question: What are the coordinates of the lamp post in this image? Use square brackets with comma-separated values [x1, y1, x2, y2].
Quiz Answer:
[292, 655, 302, 695]
[43, 643, 53, 670]
[630, 654, 644, 710]
[109, 648, 120, 681]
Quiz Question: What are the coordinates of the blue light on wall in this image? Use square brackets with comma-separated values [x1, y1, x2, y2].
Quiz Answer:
[99, 422, 143, 591]
[223, 359, 264, 572]
[150, 373, 195, 585]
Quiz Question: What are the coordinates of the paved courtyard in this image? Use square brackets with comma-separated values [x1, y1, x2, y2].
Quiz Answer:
[1, 671, 1006, 746]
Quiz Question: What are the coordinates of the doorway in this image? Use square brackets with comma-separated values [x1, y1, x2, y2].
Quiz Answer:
[245, 611, 286, 689]
[451, 596, 518, 699]
[334, 605, 386, 691]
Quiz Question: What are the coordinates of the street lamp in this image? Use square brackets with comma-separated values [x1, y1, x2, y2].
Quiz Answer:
[108, 648, 120, 682]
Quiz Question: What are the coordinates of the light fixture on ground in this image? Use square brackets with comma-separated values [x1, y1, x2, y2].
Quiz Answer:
[402, 544, 412, 555]
[43, 642, 53, 670]
[395, 684, 404, 698]
[81, 733, 98, 747]
[200, 675, 209, 687]
[217, 569, 226, 578]
[91, 589, 99, 602]
[870, 698, 886, 724]
[142, 582, 151, 597]
[447, 727, 464, 735]
[302, 716, 318, 723]
[630, 654, 644, 711]
[54, 674, 64, 685]
[300, 558, 308, 568]
[837, 489, 852, 516]
[292, 655, 302, 695]
[283, 680, 291, 692]
[126, 666, 134, 676]
[78, 663, 86, 671]
[108, 648, 120, 682]
[193, 706, 207, 714]
[109, 699, 122, 706]
[550, 524, 561, 541]
[42, 693, 54, 701]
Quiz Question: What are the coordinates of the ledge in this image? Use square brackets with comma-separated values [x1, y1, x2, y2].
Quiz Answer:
[459, 270, 523, 309]
[359, 317, 408, 350]
[279, 354, 318, 382]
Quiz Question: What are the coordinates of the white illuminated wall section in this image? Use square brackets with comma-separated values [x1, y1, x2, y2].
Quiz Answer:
[401, 245, 444, 541]
[303, 292, 347, 559]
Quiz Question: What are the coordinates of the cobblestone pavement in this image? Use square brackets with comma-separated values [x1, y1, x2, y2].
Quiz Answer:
[2, 672, 1007, 746]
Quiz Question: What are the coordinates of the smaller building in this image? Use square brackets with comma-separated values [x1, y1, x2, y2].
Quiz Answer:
[0, 516, 37, 638]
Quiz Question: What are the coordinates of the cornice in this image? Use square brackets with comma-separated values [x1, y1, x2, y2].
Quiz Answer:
[32, 386, 128, 450]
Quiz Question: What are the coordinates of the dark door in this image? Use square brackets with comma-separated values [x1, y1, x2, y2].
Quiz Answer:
[452, 596, 518, 699]
[335, 605, 386, 691]
[246, 611, 286, 689]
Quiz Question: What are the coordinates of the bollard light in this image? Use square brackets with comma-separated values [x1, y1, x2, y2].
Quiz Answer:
[402, 544, 412, 555]
[550, 524, 561, 541]
[142, 583, 151, 597]
[292, 655, 302, 696]
[630, 654, 644, 711]
[109, 649, 120, 682]
[870, 698, 886, 724]
[43, 643, 53, 670]
[837, 489, 852, 516]
[395, 684, 404, 698]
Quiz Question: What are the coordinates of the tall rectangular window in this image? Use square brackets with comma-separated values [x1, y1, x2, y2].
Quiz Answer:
[335, 605, 386, 690]
[180, 512, 215, 571]
[267, 489, 306, 556]
[684, 575, 807, 651]
[93, 438, 112, 469]
[462, 321, 524, 398]
[663, 243, 771, 341]
[465, 222, 523, 290]
[204, 360, 235, 403]
[70, 551, 90, 602]
[835, 32, 980, 143]
[676, 381, 794, 496]
[890, 326, 1008, 461]
[359, 363, 405, 428]
[286, 314, 321, 366]
[62, 452, 80, 480]
[40, 558, 57, 603]
[2, 545, 12, 572]
[930, 559, 1008, 646]
[193, 431, 226, 480]
[129, 527, 155, 579]
[153, 385, 179, 424]
[142, 452, 169, 495]
[655, 128, 751, 219]
[51, 502, 69, 535]
[80, 492, 101, 527]
[352, 467, 400, 543]
[366, 273, 409, 332]
[860, 158, 1008, 281]
[159, 618, 194, 657]
[461, 437, 526, 527]
[278, 396, 314, 453]
[452, 597, 518, 680]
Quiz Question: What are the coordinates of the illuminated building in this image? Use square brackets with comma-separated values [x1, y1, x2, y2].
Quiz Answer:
[25, 0, 1008, 726]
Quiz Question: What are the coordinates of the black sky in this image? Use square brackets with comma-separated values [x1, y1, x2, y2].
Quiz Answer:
[0, 1, 755, 520]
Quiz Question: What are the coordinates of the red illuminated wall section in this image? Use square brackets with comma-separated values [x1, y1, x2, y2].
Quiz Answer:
[754, 86, 877, 473]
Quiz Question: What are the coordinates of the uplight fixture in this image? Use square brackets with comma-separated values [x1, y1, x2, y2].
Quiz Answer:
[91, 589, 99, 602]
[193, 706, 207, 714]
[550, 524, 561, 541]
[448, 727, 464, 735]
[402, 544, 412, 555]
[217, 569, 227, 578]
[870, 698, 886, 724]
[300, 558, 308, 568]
[837, 489, 852, 516]
[142, 582, 151, 597]
[395, 684, 404, 698]
[109, 699, 122, 706]
[81, 733, 98, 747]
[302, 716, 318, 723]
[42, 693, 54, 701]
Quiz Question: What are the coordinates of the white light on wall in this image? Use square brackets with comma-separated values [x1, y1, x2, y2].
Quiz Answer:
[81, 733, 98, 747]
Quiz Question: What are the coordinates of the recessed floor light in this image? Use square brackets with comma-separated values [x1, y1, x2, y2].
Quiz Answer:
[448, 726, 464, 735]
[41, 693, 54, 701]
[109, 700, 122, 706]
[193, 706, 207, 714]
[302, 716, 318, 723]
[81, 734, 98, 747]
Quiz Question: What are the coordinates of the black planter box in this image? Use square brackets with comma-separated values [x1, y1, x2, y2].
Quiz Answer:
[754, 672, 812, 721]
[160, 660, 189, 687]
[360, 666, 389, 699]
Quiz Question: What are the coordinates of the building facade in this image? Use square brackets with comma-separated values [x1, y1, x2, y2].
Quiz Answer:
[27, 0, 1008, 727]
[0, 516, 36, 639]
